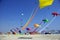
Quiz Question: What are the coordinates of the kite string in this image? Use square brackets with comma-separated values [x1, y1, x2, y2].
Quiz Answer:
[38, 16, 56, 33]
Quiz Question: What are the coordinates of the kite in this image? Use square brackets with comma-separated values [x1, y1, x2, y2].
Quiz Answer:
[39, 0, 54, 9]
[10, 29, 16, 34]
[26, 28, 31, 31]
[52, 12, 60, 16]
[39, 19, 49, 24]
[34, 24, 40, 28]
[42, 19, 49, 23]
[33, 24, 41, 32]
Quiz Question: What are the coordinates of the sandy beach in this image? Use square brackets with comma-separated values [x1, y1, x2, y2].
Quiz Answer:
[0, 34, 60, 40]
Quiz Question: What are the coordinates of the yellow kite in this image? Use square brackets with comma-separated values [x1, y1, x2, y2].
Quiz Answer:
[39, 0, 54, 9]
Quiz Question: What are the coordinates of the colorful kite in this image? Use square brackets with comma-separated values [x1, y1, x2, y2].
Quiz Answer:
[52, 12, 60, 16]
[39, 0, 54, 9]
[42, 19, 49, 23]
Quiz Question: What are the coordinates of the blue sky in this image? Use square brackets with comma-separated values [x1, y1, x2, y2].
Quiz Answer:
[0, 0, 60, 33]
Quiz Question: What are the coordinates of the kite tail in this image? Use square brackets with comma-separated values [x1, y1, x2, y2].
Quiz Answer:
[39, 21, 43, 25]
[59, 14, 60, 15]
[38, 16, 56, 33]
[22, 5, 39, 30]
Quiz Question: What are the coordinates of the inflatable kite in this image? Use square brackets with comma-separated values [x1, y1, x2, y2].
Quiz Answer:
[39, 0, 54, 9]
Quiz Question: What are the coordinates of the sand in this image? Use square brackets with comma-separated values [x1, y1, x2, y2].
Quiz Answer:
[0, 34, 60, 40]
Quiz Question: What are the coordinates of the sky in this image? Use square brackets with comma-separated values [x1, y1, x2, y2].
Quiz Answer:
[0, 0, 60, 33]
